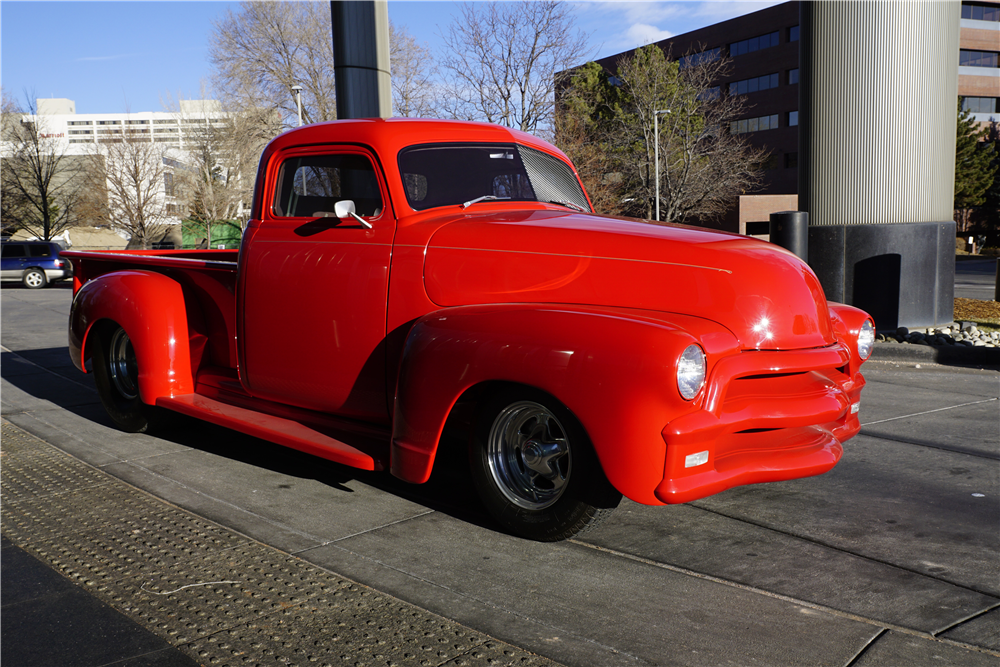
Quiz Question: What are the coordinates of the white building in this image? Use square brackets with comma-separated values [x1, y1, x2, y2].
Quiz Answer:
[12, 99, 241, 243]
[33, 98, 231, 153]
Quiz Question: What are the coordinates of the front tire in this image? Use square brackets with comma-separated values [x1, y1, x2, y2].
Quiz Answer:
[470, 387, 621, 541]
[91, 323, 165, 433]
[23, 268, 47, 289]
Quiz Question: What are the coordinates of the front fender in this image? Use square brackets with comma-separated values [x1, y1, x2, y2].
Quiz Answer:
[827, 302, 874, 375]
[69, 270, 194, 403]
[390, 304, 740, 505]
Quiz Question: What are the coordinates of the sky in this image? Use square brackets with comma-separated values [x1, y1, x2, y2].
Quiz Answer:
[1, 0, 782, 115]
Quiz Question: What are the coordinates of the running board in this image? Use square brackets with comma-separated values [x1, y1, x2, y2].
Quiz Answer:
[156, 394, 384, 471]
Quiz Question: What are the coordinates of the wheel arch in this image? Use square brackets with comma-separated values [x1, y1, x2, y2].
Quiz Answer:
[70, 270, 195, 403]
[389, 304, 733, 505]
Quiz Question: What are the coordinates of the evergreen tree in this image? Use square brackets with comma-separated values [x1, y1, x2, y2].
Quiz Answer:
[954, 101, 997, 232]
[983, 120, 1000, 231]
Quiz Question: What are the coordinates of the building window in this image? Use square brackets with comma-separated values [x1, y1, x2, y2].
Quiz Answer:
[164, 173, 175, 196]
[96, 120, 121, 125]
[729, 31, 779, 57]
[959, 49, 999, 68]
[789, 25, 800, 42]
[69, 139, 93, 144]
[699, 86, 721, 101]
[729, 73, 779, 96]
[785, 153, 798, 169]
[126, 119, 149, 125]
[962, 2, 1000, 21]
[68, 129, 93, 135]
[788, 111, 799, 126]
[679, 48, 721, 68]
[153, 119, 178, 125]
[730, 114, 780, 134]
[788, 68, 799, 85]
[67, 120, 92, 126]
[962, 96, 999, 114]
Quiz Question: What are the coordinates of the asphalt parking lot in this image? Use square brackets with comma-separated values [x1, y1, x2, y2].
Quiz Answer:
[956, 257, 998, 301]
[2, 282, 998, 667]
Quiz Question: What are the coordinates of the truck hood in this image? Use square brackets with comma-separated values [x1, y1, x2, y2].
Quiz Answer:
[422, 209, 835, 351]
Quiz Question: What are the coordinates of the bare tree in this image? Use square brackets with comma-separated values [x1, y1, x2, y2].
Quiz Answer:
[1, 93, 85, 240]
[86, 124, 176, 249]
[209, 1, 337, 128]
[161, 86, 280, 243]
[558, 45, 768, 223]
[389, 20, 437, 118]
[439, 1, 590, 136]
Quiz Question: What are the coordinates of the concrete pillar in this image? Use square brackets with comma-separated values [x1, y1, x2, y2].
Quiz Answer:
[799, 1, 959, 330]
[330, 0, 392, 119]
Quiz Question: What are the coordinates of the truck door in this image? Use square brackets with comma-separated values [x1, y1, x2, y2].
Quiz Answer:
[238, 146, 394, 421]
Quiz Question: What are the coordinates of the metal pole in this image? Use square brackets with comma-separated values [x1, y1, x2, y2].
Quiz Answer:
[291, 86, 303, 126]
[331, 0, 392, 119]
[654, 112, 659, 222]
[654, 109, 669, 222]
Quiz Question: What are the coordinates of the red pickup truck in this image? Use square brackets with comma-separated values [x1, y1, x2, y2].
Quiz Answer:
[65, 119, 873, 541]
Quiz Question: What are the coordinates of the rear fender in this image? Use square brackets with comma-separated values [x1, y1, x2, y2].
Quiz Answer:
[70, 270, 195, 402]
[390, 304, 739, 505]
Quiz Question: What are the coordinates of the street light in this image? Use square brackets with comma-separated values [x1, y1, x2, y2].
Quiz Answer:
[291, 85, 303, 127]
[654, 109, 670, 222]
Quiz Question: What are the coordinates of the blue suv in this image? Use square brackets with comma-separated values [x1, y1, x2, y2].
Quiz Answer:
[1, 240, 73, 288]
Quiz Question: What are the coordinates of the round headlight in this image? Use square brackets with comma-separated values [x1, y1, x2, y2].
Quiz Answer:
[677, 344, 706, 400]
[857, 319, 875, 360]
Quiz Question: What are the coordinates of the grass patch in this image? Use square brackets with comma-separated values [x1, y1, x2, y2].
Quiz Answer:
[954, 297, 1000, 329]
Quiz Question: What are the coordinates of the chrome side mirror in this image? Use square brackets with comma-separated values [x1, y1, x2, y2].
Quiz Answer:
[334, 200, 372, 229]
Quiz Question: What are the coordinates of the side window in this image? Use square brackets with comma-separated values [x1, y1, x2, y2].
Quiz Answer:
[273, 153, 383, 218]
[28, 245, 52, 258]
[2, 244, 26, 259]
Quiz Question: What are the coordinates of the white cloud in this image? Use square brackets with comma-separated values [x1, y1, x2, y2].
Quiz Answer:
[624, 22, 674, 46]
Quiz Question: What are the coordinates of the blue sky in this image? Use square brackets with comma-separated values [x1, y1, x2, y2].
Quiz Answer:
[1, 0, 781, 114]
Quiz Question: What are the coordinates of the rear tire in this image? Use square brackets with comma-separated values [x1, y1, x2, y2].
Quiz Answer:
[23, 268, 47, 289]
[470, 387, 621, 541]
[91, 323, 166, 433]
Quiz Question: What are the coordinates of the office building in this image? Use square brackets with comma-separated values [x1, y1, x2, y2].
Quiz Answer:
[589, 0, 998, 232]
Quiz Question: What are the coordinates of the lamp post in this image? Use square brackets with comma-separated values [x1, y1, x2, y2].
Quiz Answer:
[653, 109, 670, 222]
[291, 85, 303, 127]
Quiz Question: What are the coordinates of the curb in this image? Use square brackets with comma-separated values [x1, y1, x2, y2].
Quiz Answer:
[871, 341, 1000, 368]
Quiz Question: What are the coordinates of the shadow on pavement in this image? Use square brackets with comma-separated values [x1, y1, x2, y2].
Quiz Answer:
[1, 346, 495, 536]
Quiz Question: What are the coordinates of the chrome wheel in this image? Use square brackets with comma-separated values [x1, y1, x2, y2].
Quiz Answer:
[108, 327, 139, 401]
[486, 401, 571, 510]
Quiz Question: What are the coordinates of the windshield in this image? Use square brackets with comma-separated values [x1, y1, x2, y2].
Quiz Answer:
[397, 143, 591, 212]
